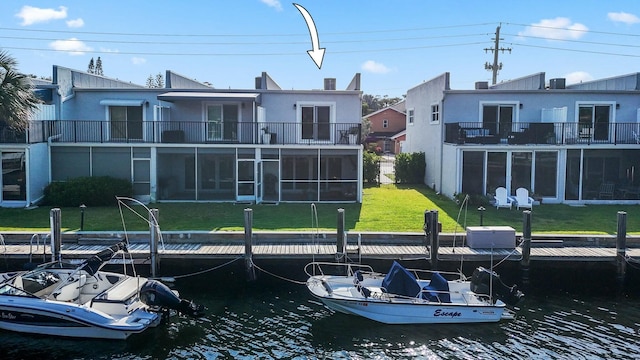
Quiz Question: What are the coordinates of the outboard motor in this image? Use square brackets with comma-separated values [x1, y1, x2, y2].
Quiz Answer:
[140, 280, 205, 317]
[470, 267, 523, 306]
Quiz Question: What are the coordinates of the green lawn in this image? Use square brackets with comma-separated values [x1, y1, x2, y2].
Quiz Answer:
[0, 184, 636, 234]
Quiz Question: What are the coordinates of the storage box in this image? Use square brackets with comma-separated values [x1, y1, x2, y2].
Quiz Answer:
[466, 226, 516, 249]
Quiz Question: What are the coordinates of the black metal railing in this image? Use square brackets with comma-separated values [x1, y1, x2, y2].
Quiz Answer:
[446, 121, 640, 145]
[1, 121, 363, 146]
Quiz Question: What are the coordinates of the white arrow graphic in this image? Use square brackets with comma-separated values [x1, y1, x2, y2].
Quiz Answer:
[293, 3, 325, 69]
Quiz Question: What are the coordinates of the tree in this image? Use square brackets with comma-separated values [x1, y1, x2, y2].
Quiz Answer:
[0, 50, 41, 129]
[87, 57, 95, 74]
[361, 94, 404, 116]
[146, 73, 164, 88]
[95, 57, 103, 76]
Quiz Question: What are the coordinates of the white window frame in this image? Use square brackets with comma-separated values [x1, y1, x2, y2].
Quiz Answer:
[479, 101, 520, 133]
[295, 101, 336, 143]
[407, 108, 414, 125]
[431, 103, 440, 124]
[382, 119, 389, 128]
[203, 102, 242, 141]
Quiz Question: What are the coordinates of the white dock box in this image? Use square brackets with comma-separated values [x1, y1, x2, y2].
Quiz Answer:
[466, 226, 516, 249]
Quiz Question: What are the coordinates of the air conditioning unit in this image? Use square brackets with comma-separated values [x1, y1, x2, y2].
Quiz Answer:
[549, 78, 566, 89]
[475, 81, 489, 89]
[324, 78, 336, 90]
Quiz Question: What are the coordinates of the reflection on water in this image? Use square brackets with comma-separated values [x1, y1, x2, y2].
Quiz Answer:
[1, 267, 639, 359]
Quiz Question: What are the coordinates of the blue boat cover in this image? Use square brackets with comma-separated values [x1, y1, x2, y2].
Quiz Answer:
[423, 272, 451, 303]
[381, 261, 421, 298]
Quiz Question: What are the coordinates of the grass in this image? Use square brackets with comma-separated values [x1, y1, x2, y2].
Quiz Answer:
[0, 184, 637, 234]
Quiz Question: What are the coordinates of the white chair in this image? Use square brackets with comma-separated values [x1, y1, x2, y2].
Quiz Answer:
[493, 187, 512, 209]
[514, 188, 534, 210]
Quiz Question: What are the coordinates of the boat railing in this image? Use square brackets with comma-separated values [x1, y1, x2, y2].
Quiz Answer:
[304, 261, 377, 278]
[404, 268, 466, 281]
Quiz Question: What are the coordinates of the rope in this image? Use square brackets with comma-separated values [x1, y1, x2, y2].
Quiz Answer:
[252, 261, 307, 285]
[171, 256, 243, 279]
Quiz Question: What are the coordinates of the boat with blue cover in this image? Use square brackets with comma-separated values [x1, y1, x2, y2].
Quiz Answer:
[305, 261, 523, 324]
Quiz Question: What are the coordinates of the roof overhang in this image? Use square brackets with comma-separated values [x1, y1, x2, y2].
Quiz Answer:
[157, 92, 260, 102]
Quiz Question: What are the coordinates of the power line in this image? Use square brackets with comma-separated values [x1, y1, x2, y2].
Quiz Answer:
[504, 22, 640, 38]
[503, 33, 640, 49]
[509, 42, 640, 58]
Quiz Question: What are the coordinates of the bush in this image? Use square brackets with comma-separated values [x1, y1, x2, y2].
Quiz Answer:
[363, 151, 380, 184]
[394, 152, 426, 184]
[43, 176, 133, 207]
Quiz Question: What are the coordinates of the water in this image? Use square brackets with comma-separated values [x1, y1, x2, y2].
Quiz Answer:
[1, 263, 639, 359]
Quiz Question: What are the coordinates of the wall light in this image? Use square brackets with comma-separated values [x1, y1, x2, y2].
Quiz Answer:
[293, 104, 297, 109]
[616, 103, 620, 109]
[519, 103, 523, 109]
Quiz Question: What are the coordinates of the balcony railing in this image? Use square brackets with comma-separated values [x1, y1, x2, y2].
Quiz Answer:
[446, 122, 640, 145]
[1, 121, 362, 146]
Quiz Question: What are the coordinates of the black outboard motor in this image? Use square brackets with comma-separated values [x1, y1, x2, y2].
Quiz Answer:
[140, 280, 205, 317]
[470, 267, 524, 306]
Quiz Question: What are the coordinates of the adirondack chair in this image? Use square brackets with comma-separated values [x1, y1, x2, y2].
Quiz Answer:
[598, 183, 615, 199]
[514, 188, 534, 210]
[493, 187, 512, 209]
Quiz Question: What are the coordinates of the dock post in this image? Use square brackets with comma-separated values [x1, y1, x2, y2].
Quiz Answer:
[521, 210, 532, 286]
[49, 208, 61, 262]
[425, 210, 439, 270]
[337, 208, 345, 262]
[149, 209, 160, 277]
[244, 208, 256, 281]
[616, 211, 627, 286]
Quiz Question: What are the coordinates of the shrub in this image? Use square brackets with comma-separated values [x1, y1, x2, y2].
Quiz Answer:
[363, 151, 380, 184]
[43, 176, 133, 207]
[394, 152, 426, 184]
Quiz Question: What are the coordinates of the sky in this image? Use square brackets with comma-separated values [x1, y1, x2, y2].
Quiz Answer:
[1, 0, 640, 98]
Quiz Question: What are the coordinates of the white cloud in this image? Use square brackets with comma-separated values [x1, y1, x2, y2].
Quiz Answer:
[49, 38, 92, 55]
[564, 71, 594, 85]
[260, 0, 282, 11]
[132, 57, 147, 65]
[518, 17, 588, 40]
[608, 12, 640, 25]
[66, 18, 84, 28]
[16, 5, 67, 26]
[361, 60, 391, 74]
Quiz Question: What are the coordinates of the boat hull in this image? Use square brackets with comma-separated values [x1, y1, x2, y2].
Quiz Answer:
[313, 293, 504, 324]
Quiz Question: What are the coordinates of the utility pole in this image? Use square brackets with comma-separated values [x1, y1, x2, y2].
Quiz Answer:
[484, 25, 511, 85]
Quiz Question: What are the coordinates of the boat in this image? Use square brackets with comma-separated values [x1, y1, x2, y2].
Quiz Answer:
[305, 260, 523, 324]
[0, 241, 204, 339]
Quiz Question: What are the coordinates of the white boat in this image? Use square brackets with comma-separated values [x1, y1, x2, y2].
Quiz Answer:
[0, 241, 204, 339]
[305, 261, 523, 324]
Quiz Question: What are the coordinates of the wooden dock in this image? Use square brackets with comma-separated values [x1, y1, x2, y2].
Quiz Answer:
[2, 240, 639, 263]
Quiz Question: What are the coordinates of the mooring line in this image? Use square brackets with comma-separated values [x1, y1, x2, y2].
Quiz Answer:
[252, 261, 307, 285]
[169, 256, 243, 279]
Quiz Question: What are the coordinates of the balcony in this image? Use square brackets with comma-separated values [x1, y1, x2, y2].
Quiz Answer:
[1, 121, 362, 146]
[445, 122, 640, 146]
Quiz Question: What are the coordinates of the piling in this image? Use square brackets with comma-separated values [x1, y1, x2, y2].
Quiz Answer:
[149, 208, 159, 277]
[244, 208, 256, 281]
[336, 208, 345, 262]
[49, 208, 61, 262]
[616, 211, 627, 286]
[521, 210, 532, 286]
[425, 210, 439, 270]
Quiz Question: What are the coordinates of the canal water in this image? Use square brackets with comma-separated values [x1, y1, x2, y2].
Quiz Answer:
[1, 261, 639, 359]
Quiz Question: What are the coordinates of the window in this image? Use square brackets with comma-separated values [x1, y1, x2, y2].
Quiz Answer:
[407, 109, 414, 125]
[299, 103, 333, 141]
[206, 104, 239, 141]
[577, 103, 612, 141]
[383, 119, 389, 128]
[109, 106, 143, 140]
[481, 102, 517, 137]
[431, 104, 440, 123]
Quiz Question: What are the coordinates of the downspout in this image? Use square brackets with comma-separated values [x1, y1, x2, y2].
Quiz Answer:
[439, 93, 446, 194]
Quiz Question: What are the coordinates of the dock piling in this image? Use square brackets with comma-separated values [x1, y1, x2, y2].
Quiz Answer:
[616, 211, 627, 286]
[425, 210, 439, 270]
[336, 208, 345, 262]
[244, 208, 256, 281]
[521, 210, 532, 286]
[49, 208, 61, 262]
[149, 209, 160, 277]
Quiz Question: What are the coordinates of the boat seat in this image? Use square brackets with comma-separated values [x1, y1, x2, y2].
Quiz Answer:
[53, 275, 86, 302]
[353, 270, 371, 298]
[423, 272, 451, 303]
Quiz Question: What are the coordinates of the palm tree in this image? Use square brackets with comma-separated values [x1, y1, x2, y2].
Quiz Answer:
[0, 50, 40, 130]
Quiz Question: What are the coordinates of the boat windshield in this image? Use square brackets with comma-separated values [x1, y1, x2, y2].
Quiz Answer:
[0, 284, 34, 297]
